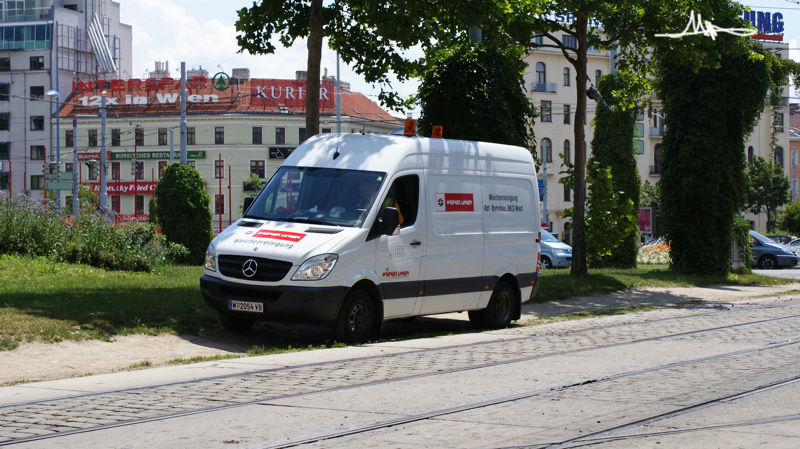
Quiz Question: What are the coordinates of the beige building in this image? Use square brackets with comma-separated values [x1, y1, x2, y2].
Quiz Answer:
[55, 70, 401, 229]
[524, 38, 791, 240]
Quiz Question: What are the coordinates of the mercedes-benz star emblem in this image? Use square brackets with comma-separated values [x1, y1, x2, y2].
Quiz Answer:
[242, 259, 258, 278]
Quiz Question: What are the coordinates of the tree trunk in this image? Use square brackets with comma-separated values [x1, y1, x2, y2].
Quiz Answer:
[305, 0, 323, 139]
[570, 13, 589, 276]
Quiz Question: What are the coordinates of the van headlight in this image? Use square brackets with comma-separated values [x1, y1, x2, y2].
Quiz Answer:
[204, 242, 217, 271]
[292, 254, 338, 281]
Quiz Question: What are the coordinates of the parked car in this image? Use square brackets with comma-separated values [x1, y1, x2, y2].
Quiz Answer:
[788, 238, 800, 255]
[750, 230, 799, 269]
[766, 234, 797, 245]
[540, 230, 572, 269]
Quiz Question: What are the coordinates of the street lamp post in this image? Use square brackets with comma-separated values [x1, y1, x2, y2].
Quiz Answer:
[99, 94, 108, 215]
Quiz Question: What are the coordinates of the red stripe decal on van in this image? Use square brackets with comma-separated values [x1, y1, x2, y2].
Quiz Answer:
[253, 230, 307, 242]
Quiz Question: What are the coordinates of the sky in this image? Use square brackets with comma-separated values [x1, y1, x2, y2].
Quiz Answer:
[119, 0, 800, 114]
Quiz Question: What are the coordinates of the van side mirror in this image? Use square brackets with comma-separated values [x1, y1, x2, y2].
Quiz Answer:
[379, 207, 400, 235]
[243, 196, 255, 214]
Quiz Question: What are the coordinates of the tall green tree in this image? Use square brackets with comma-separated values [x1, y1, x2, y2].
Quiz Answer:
[236, 0, 326, 138]
[747, 156, 791, 233]
[586, 73, 640, 268]
[653, 0, 793, 274]
[416, 43, 535, 147]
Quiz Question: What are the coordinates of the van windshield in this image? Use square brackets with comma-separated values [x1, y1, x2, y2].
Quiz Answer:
[243, 166, 386, 227]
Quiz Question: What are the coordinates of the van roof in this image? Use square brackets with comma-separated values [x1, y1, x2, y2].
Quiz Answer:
[284, 133, 535, 174]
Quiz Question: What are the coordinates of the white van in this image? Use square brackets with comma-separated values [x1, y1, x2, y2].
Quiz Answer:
[200, 133, 541, 342]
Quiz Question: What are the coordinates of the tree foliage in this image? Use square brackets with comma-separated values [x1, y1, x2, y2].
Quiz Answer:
[586, 73, 640, 268]
[416, 43, 535, 147]
[154, 164, 213, 265]
[747, 156, 791, 232]
[655, 2, 780, 274]
[778, 200, 800, 236]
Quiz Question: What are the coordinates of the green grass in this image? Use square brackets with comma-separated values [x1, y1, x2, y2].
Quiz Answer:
[0, 254, 794, 351]
[530, 265, 793, 304]
[0, 254, 215, 350]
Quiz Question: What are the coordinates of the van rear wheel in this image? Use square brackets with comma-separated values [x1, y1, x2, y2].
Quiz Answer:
[333, 289, 375, 344]
[470, 281, 515, 330]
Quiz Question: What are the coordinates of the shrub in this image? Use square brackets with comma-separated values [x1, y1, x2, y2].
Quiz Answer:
[0, 193, 187, 272]
[154, 164, 214, 265]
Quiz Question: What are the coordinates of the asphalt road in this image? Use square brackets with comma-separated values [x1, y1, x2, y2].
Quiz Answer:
[753, 265, 800, 279]
[3, 284, 799, 448]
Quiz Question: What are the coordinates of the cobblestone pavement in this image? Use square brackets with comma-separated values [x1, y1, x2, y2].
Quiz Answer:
[2, 295, 800, 447]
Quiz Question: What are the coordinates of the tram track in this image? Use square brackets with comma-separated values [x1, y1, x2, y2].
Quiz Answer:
[2, 300, 799, 446]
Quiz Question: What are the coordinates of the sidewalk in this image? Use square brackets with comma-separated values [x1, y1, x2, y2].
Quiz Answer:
[3, 282, 800, 405]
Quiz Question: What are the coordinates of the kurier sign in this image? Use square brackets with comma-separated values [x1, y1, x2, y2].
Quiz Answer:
[250, 79, 335, 109]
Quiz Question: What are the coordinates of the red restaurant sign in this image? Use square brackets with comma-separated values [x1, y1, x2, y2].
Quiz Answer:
[86, 181, 158, 194]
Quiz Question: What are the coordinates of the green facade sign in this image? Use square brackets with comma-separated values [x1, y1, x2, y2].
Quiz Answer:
[111, 151, 206, 161]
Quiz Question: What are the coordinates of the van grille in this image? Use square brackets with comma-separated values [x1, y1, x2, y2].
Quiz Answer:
[218, 255, 293, 282]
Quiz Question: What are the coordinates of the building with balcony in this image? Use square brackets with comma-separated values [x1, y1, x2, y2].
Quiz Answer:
[524, 34, 791, 240]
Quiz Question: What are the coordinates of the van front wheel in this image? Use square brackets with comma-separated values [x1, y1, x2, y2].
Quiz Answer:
[472, 281, 515, 330]
[333, 289, 375, 344]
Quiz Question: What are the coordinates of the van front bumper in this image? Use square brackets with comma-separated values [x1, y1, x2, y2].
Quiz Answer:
[200, 275, 348, 326]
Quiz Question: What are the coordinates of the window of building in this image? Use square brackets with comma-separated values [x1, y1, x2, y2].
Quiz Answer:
[29, 56, 44, 70]
[299, 128, 306, 143]
[0, 113, 7, 130]
[187, 127, 196, 145]
[595, 69, 602, 86]
[541, 138, 552, 163]
[215, 127, 224, 144]
[540, 100, 552, 122]
[563, 104, 571, 124]
[214, 194, 225, 215]
[0, 173, 8, 190]
[322, 128, 332, 133]
[0, 142, 8, 159]
[186, 160, 195, 168]
[30, 175, 44, 190]
[30, 115, 44, 130]
[563, 67, 570, 86]
[158, 161, 167, 178]
[564, 182, 571, 202]
[533, 35, 543, 46]
[775, 146, 785, 167]
[111, 128, 120, 146]
[250, 160, 265, 178]
[214, 159, 224, 179]
[134, 160, 144, 180]
[111, 195, 121, 214]
[111, 161, 120, 181]
[0, 58, 9, 72]
[562, 34, 577, 49]
[652, 143, 662, 175]
[29, 85, 43, 100]
[563, 140, 571, 165]
[30, 145, 44, 160]
[88, 161, 98, 180]
[275, 127, 286, 145]
[252, 126, 262, 144]
[775, 113, 785, 131]
[158, 128, 167, 146]
[135, 128, 144, 146]
[0, 83, 8, 101]
[65, 162, 73, 173]
[65, 129, 73, 147]
[88, 129, 98, 147]
[535, 62, 546, 84]
[135, 195, 146, 215]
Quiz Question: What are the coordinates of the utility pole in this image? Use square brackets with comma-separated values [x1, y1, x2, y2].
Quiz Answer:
[99, 94, 108, 214]
[180, 62, 187, 165]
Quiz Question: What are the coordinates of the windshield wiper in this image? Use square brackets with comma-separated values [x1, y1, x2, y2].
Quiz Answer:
[282, 217, 337, 226]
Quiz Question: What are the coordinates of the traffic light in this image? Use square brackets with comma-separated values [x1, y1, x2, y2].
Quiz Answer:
[86, 160, 98, 179]
[46, 162, 58, 180]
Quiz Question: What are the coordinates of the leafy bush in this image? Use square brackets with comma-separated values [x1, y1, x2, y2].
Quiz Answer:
[0, 193, 186, 272]
[154, 164, 214, 265]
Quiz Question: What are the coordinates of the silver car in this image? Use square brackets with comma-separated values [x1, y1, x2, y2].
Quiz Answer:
[539, 230, 572, 269]
[750, 230, 798, 269]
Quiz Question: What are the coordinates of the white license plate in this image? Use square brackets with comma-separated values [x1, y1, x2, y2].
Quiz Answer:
[228, 300, 264, 313]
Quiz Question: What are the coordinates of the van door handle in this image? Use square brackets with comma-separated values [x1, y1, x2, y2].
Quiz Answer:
[410, 240, 422, 247]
